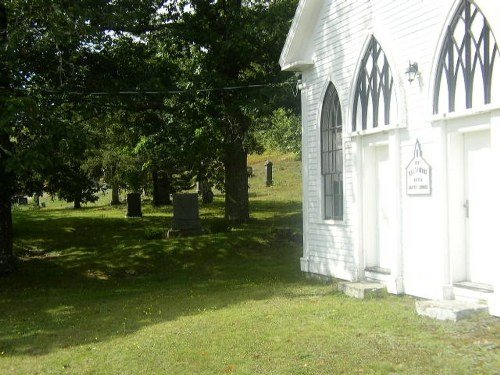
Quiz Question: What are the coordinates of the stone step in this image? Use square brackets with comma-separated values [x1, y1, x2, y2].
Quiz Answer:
[453, 282, 494, 303]
[416, 300, 488, 322]
[338, 281, 385, 299]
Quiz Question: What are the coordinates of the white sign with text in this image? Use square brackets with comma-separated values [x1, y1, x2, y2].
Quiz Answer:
[406, 140, 431, 195]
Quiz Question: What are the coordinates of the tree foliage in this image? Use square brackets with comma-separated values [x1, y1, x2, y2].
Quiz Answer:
[0, 0, 300, 273]
[164, 0, 299, 222]
[259, 107, 301, 155]
[0, 0, 170, 272]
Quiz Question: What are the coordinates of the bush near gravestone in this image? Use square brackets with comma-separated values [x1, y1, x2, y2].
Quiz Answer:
[144, 227, 165, 240]
[209, 218, 232, 233]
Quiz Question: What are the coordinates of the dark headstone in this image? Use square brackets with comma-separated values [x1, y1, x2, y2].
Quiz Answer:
[247, 166, 253, 177]
[155, 184, 171, 206]
[126, 192, 142, 217]
[12, 195, 28, 205]
[265, 160, 273, 187]
[152, 171, 171, 206]
[169, 193, 202, 236]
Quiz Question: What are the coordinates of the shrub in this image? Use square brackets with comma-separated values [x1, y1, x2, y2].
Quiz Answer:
[144, 227, 165, 240]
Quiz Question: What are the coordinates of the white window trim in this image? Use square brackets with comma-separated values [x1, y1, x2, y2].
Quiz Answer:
[348, 123, 405, 138]
[430, 102, 500, 125]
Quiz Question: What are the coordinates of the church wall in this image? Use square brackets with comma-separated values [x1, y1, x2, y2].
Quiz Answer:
[296, 0, 500, 309]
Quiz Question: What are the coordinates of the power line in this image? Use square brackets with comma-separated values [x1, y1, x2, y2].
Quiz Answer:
[87, 83, 284, 96]
[0, 81, 295, 97]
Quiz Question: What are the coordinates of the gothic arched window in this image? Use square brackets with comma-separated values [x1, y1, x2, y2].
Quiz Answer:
[433, 0, 500, 114]
[321, 83, 343, 220]
[352, 36, 397, 132]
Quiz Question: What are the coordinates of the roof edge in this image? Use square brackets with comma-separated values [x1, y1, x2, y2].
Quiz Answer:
[279, 0, 323, 71]
[281, 60, 314, 72]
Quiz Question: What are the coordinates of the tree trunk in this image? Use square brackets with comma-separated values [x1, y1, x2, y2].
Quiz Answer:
[0, 1, 15, 275]
[152, 169, 160, 206]
[0, 177, 15, 275]
[218, 0, 249, 223]
[34, 194, 40, 208]
[73, 192, 82, 209]
[110, 181, 120, 205]
[199, 180, 214, 204]
[224, 138, 249, 223]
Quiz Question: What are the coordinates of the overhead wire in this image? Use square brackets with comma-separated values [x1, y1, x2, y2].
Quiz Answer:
[0, 81, 297, 97]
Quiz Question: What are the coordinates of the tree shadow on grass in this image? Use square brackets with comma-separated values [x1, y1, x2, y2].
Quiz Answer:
[0, 201, 305, 357]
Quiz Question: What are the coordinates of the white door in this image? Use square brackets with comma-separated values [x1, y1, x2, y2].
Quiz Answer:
[463, 130, 494, 286]
[375, 146, 393, 271]
[365, 144, 393, 271]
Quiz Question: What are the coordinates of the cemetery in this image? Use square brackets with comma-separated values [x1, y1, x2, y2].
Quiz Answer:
[1, 0, 499, 373]
[0, 153, 498, 374]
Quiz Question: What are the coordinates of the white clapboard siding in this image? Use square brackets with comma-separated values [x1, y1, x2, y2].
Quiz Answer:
[300, 0, 453, 280]
[287, 0, 500, 315]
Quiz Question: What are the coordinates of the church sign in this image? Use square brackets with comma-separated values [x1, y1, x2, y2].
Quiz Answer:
[406, 140, 431, 195]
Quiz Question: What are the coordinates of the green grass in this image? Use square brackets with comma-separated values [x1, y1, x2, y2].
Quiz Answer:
[1, 152, 499, 374]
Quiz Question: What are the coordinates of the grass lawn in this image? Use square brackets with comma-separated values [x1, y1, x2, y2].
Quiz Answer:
[1, 153, 499, 374]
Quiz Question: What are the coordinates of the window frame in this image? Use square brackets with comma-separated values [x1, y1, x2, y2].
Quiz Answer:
[352, 36, 395, 132]
[321, 82, 344, 221]
[433, 0, 499, 114]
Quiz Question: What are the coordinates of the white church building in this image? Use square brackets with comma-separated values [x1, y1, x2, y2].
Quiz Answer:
[280, 0, 500, 316]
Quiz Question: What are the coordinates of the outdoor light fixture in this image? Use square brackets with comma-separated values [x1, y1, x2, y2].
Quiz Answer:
[405, 61, 419, 83]
[293, 72, 306, 95]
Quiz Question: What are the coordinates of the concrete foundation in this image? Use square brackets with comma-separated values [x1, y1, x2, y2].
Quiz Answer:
[416, 300, 488, 322]
[338, 281, 385, 299]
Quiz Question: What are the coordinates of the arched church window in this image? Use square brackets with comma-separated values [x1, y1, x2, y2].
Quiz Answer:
[321, 83, 343, 220]
[352, 36, 396, 132]
[433, 0, 500, 114]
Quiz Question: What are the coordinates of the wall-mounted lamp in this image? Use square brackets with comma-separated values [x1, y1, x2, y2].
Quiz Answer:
[405, 61, 419, 83]
[293, 72, 306, 95]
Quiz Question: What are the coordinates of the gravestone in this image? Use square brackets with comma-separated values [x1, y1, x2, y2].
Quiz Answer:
[169, 193, 202, 236]
[126, 192, 142, 217]
[155, 183, 171, 206]
[12, 196, 28, 205]
[265, 160, 273, 186]
[152, 171, 171, 206]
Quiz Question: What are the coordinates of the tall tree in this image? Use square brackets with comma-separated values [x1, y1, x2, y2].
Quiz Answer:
[170, 0, 298, 223]
[0, 0, 167, 273]
[0, 0, 298, 274]
[0, 0, 15, 273]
